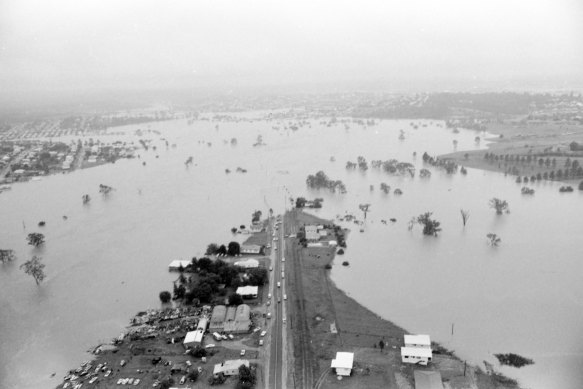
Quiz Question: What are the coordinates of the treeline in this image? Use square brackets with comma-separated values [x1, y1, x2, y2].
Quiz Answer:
[484, 152, 583, 180]
[295, 197, 323, 209]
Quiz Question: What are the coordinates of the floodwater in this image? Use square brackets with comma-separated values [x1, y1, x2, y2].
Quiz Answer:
[0, 115, 582, 388]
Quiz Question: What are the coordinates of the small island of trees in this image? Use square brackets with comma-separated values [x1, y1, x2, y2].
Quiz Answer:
[306, 171, 346, 193]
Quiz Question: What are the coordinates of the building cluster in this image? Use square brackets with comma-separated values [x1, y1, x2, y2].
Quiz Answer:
[209, 304, 251, 334]
[304, 224, 337, 248]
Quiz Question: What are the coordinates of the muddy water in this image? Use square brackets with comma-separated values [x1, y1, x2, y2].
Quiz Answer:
[0, 116, 581, 388]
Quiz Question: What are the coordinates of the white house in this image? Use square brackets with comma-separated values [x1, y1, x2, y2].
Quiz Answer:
[168, 260, 191, 271]
[234, 258, 259, 268]
[331, 352, 354, 376]
[401, 334, 432, 365]
[240, 244, 262, 255]
[236, 286, 258, 299]
[213, 359, 249, 376]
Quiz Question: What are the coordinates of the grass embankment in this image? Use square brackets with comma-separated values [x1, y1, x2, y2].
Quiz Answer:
[440, 122, 583, 183]
[286, 210, 519, 389]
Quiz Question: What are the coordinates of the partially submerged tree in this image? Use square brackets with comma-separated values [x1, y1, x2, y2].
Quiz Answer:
[460, 209, 470, 227]
[359, 203, 371, 219]
[487, 233, 501, 246]
[27, 232, 45, 247]
[159, 290, 172, 303]
[0, 249, 16, 264]
[489, 198, 510, 214]
[417, 212, 441, 236]
[20, 256, 46, 285]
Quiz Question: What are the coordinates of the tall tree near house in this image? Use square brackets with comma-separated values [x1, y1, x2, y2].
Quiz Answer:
[20, 256, 46, 285]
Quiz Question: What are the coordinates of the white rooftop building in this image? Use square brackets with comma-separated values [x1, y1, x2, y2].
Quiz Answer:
[404, 334, 431, 348]
[236, 286, 258, 299]
[183, 330, 204, 347]
[168, 260, 191, 271]
[331, 352, 354, 376]
[213, 359, 249, 376]
[234, 258, 259, 268]
[402, 334, 432, 365]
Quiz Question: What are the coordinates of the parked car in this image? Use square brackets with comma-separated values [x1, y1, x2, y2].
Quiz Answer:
[240, 349, 246, 356]
[260, 330, 267, 337]
[284, 294, 287, 300]
[259, 339, 264, 346]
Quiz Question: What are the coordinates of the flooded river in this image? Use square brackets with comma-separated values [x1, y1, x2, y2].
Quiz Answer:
[0, 115, 581, 388]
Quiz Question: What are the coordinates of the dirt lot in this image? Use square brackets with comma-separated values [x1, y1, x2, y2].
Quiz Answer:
[285, 210, 519, 389]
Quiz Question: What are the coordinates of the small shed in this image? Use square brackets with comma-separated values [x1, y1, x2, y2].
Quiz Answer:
[331, 352, 354, 376]
[414, 370, 444, 389]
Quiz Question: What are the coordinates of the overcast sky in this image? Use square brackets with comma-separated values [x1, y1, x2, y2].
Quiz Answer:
[1, 0, 582, 100]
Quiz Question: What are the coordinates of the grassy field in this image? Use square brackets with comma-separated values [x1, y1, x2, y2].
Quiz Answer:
[285, 210, 519, 389]
[440, 122, 583, 185]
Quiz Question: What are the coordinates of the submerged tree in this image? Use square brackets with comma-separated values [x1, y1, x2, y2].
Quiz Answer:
[27, 232, 45, 247]
[417, 212, 441, 236]
[0, 249, 16, 264]
[20, 256, 46, 285]
[460, 209, 470, 227]
[359, 203, 371, 219]
[487, 233, 501, 246]
[489, 198, 510, 214]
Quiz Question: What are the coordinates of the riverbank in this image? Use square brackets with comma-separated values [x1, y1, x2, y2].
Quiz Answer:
[440, 122, 583, 183]
[285, 209, 520, 389]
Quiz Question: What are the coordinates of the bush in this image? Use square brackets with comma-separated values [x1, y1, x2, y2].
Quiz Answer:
[324, 264, 332, 269]
[342, 261, 349, 266]
[159, 291, 172, 303]
[494, 353, 534, 368]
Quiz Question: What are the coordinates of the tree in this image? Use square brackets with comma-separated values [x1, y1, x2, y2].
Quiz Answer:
[229, 293, 244, 305]
[295, 197, 307, 208]
[187, 370, 199, 382]
[489, 198, 509, 214]
[27, 233, 45, 247]
[192, 283, 213, 303]
[227, 241, 241, 256]
[359, 203, 371, 219]
[206, 243, 219, 255]
[579, 181, 583, 191]
[416, 212, 441, 236]
[238, 365, 256, 388]
[252, 210, 262, 224]
[159, 290, 172, 303]
[379, 339, 385, 353]
[20, 256, 46, 285]
[247, 268, 269, 286]
[460, 209, 470, 227]
[217, 245, 227, 256]
[0, 249, 16, 264]
[487, 233, 501, 246]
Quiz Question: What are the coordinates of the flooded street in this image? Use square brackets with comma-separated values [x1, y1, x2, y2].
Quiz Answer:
[1, 116, 582, 388]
